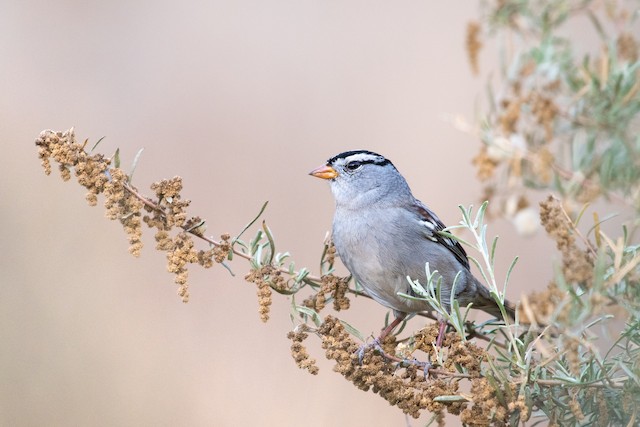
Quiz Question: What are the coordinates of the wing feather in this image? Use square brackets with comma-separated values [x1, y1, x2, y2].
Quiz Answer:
[409, 199, 470, 270]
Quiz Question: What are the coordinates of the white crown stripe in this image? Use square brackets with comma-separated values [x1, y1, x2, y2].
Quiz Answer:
[342, 153, 385, 163]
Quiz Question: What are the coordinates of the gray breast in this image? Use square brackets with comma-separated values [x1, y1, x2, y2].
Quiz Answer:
[332, 206, 472, 314]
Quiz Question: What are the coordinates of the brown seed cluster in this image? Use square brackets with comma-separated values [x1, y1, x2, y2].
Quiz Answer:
[36, 129, 111, 205]
[245, 267, 273, 322]
[36, 129, 235, 302]
[529, 91, 559, 142]
[413, 325, 487, 378]
[495, 89, 558, 144]
[142, 178, 224, 302]
[595, 390, 609, 427]
[244, 265, 287, 322]
[564, 336, 581, 377]
[412, 323, 441, 354]
[539, 195, 593, 285]
[319, 316, 470, 420]
[286, 327, 319, 375]
[443, 339, 486, 379]
[502, 66, 560, 139]
[568, 392, 586, 421]
[303, 275, 350, 312]
[460, 378, 504, 425]
[150, 177, 189, 228]
[530, 146, 555, 185]
[313, 318, 531, 423]
[499, 98, 522, 135]
[104, 168, 144, 256]
[76, 154, 110, 206]
[196, 233, 231, 268]
[466, 21, 483, 75]
[472, 56, 565, 211]
[621, 382, 640, 424]
[518, 281, 564, 325]
[464, 379, 530, 425]
[617, 32, 638, 62]
[165, 232, 198, 302]
[323, 239, 336, 268]
[507, 394, 530, 422]
[36, 130, 144, 254]
[472, 147, 499, 181]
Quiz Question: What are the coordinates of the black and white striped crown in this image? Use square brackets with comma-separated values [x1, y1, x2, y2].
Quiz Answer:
[327, 150, 394, 168]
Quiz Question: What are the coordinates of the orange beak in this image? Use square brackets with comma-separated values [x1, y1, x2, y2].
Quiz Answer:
[309, 164, 338, 180]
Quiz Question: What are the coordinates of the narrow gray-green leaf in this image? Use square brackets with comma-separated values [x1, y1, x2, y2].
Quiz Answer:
[127, 147, 144, 184]
[406, 276, 429, 298]
[90, 136, 106, 153]
[468, 255, 489, 285]
[490, 235, 499, 268]
[397, 292, 430, 302]
[113, 148, 120, 169]
[574, 202, 590, 226]
[586, 213, 619, 238]
[459, 204, 472, 226]
[474, 201, 488, 229]
[437, 230, 474, 248]
[219, 261, 235, 276]
[295, 306, 322, 327]
[339, 319, 365, 342]
[503, 256, 519, 296]
[249, 230, 263, 255]
[233, 201, 269, 245]
[262, 220, 275, 264]
[433, 395, 470, 403]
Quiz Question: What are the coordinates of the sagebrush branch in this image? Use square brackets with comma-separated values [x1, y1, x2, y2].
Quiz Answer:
[36, 122, 640, 425]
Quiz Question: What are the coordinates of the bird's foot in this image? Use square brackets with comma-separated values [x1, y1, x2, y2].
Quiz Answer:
[356, 338, 385, 364]
[396, 358, 435, 379]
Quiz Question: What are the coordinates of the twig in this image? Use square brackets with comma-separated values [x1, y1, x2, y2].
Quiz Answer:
[378, 352, 474, 379]
[531, 377, 627, 389]
[123, 181, 324, 280]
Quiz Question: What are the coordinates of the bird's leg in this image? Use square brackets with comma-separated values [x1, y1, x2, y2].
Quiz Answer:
[378, 314, 406, 342]
[357, 313, 406, 363]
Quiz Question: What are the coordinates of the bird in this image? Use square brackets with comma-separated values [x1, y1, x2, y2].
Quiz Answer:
[309, 150, 516, 346]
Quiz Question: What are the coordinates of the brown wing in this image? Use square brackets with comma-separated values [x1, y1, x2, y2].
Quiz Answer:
[410, 200, 470, 270]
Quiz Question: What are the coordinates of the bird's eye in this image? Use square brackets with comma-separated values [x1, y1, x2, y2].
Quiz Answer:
[345, 161, 362, 171]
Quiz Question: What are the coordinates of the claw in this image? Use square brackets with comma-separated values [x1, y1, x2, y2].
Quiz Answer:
[357, 345, 366, 364]
[357, 338, 384, 364]
[396, 357, 434, 378]
[419, 360, 434, 379]
[357, 314, 407, 364]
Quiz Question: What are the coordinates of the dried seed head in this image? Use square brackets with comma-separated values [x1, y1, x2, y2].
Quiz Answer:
[472, 147, 499, 181]
[617, 32, 638, 62]
[539, 195, 593, 286]
[466, 21, 482, 75]
[287, 327, 319, 375]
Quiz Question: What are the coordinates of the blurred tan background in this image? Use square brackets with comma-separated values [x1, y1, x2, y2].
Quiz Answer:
[0, 1, 593, 426]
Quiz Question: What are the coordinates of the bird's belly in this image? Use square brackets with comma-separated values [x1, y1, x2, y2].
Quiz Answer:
[334, 222, 430, 314]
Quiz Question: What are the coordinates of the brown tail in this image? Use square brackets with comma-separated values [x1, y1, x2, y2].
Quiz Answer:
[473, 280, 516, 322]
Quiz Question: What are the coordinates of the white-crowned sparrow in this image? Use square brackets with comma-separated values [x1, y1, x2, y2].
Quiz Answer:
[310, 150, 515, 343]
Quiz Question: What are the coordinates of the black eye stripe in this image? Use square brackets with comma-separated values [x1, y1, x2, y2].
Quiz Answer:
[345, 160, 362, 170]
[359, 159, 390, 166]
